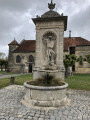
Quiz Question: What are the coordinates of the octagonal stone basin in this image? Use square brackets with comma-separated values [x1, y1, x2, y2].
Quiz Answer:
[23, 81, 68, 107]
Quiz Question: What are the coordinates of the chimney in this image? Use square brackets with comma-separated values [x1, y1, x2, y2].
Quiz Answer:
[69, 30, 71, 38]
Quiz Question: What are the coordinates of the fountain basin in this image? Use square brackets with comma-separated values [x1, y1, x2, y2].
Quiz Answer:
[23, 81, 68, 107]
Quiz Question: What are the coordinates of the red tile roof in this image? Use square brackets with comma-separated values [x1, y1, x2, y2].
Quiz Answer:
[10, 37, 90, 53]
[64, 37, 90, 51]
[14, 40, 36, 53]
[8, 40, 19, 45]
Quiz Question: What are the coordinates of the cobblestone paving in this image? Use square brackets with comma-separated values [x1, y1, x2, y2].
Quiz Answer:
[0, 85, 90, 120]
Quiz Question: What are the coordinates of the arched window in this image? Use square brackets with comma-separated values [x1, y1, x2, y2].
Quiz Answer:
[29, 55, 34, 63]
[16, 55, 21, 63]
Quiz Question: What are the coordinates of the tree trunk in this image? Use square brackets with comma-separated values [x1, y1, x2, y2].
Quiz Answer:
[65, 67, 69, 78]
[1, 65, 3, 71]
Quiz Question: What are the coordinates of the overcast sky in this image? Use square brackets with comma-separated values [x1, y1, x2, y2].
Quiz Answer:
[0, 0, 90, 56]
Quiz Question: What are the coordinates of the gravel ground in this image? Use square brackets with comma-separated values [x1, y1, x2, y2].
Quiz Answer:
[0, 85, 90, 120]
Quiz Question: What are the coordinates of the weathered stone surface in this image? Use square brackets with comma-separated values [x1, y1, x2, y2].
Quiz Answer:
[24, 82, 68, 107]
[33, 9, 66, 81]
[75, 46, 90, 74]
[0, 85, 90, 119]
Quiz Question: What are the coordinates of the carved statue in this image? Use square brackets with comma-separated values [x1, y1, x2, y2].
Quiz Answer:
[43, 36, 57, 69]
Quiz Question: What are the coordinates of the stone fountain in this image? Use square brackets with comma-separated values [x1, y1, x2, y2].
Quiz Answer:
[23, 0, 68, 107]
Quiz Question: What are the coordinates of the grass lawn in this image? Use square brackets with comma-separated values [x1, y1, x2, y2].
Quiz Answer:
[0, 73, 90, 90]
[65, 74, 90, 91]
[0, 74, 32, 89]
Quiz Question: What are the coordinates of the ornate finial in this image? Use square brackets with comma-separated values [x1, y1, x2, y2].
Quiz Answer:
[48, 0, 56, 11]
[14, 37, 16, 40]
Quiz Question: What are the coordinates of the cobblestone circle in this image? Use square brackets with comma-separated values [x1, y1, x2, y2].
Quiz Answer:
[0, 85, 90, 120]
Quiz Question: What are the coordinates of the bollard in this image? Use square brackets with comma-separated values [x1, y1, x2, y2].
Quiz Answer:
[10, 76, 15, 85]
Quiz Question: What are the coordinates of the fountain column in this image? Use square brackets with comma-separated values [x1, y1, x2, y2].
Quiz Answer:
[32, 0, 68, 81]
[23, 0, 69, 108]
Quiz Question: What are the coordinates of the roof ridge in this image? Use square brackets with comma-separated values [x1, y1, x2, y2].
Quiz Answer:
[8, 40, 19, 45]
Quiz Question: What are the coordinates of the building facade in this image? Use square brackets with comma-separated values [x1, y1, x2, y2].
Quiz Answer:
[75, 45, 90, 73]
[8, 37, 90, 74]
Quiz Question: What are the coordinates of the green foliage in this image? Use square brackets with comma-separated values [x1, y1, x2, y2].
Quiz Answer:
[0, 59, 8, 71]
[77, 56, 83, 65]
[77, 55, 90, 64]
[66, 74, 90, 90]
[4, 60, 8, 69]
[0, 78, 10, 89]
[64, 54, 77, 68]
[15, 74, 33, 85]
[0, 74, 33, 89]
[0, 73, 90, 90]
[85, 55, 90, 63]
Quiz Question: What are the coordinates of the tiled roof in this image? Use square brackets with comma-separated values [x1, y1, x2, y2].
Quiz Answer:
[11, 37, 90, 53]
[8, 40, 19, 45]
[14, 40, 36, 53]
[64, 37, 90, 51]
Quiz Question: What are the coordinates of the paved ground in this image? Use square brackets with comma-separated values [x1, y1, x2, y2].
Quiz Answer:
[0, 73, 29, 79]
[0, 85, 90, 120]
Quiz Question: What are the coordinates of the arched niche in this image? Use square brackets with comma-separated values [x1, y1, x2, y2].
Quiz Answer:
[42, 31, 57, 40]
[42, 31, 57, 67]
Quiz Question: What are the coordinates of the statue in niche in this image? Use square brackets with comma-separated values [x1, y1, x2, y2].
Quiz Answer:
[43, 36, 57, 70]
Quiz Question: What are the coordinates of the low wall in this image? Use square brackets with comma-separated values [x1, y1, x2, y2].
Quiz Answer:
[23, 82, 68, 107]
[75, 62, 90, 74]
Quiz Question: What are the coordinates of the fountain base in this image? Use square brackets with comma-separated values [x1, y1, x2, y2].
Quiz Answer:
[23, 82, 68, 107]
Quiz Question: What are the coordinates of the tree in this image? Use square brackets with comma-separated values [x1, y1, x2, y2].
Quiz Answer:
[0, 59, 8, 71]
[77, 55, 90, 65]
[3, 60, 8, 71]
[64, 54, 77, 78]
[0, 59, 3, 71]
[77, 56, 84, 65]
[0, 52, 6, 59]
[85, 55, 90, 63]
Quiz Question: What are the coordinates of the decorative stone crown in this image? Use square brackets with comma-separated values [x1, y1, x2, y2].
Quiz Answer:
[41, 0, 60, 18]
[48, 0, 56, 11]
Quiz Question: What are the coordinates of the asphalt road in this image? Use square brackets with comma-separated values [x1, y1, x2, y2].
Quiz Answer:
[0, 73, 29, 79]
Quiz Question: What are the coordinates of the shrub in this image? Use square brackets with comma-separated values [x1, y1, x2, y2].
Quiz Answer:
[86, 55, 90, 63]
[0, 59, 8, 71]
[77, 56, 83, 65]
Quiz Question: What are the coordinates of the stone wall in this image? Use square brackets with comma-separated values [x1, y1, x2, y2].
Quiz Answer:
[64, 51, 69, 55]
[34, 21, 65, 68]
[8, 51, 35, 73]
[75, 46, 90, 73]
[8, 44, 19, 72]
[8, 45, 90, 74]
[33, 20, 65, 81]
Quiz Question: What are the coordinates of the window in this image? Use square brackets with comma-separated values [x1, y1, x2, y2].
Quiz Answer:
[69, 47, 75, 55]
[29, 55, 34, 63]
[16, 55, 21, 63]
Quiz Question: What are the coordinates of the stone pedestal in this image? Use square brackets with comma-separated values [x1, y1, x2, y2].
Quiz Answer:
[32, 19, 67, 81]
[33, 67, 65, 81]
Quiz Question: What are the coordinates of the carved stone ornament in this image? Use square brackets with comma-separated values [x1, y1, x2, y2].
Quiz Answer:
[42, 33, 57, 70]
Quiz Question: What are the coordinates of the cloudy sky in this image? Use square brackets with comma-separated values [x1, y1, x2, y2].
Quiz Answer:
[0, 0, 90, 56]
